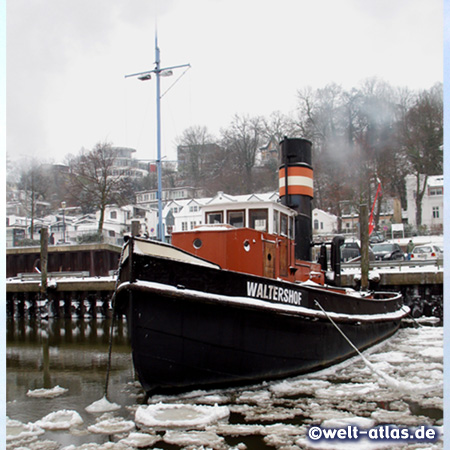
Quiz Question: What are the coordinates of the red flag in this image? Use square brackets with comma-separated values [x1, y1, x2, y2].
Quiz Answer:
[368, 182, 382, 235]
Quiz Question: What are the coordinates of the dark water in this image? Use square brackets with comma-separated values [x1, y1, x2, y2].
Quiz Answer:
[6, 318, 444, 449]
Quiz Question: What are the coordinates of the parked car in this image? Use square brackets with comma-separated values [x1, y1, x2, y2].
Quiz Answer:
[340, 240, 375, 262]
[341, 240, 361, 262]
[371, 242, 405, 261]
[410, 244, 443, 261]
[369, 231, 385, 244]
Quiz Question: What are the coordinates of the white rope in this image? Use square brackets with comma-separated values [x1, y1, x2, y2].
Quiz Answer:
[314, 300, 441, 394]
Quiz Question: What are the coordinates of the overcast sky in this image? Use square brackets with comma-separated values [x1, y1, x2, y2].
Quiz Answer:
[7, 0, 443, 165]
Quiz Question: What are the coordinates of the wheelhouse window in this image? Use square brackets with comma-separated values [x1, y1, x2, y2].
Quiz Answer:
[227, 210, 245, 228]
[249, 209, 268, 232]
[280, 213, 288, 236]
[273, 211, 279, 235]
[289, 216, 294, 239]
[206, 211, 223, 224]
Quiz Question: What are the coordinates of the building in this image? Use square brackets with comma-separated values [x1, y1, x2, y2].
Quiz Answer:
[255, 137, 279, 167]
[312, 209, 338, 235]
[136, 186, 205, 209]
[107, 146, 151, 179]
[406, 174, 443, 234]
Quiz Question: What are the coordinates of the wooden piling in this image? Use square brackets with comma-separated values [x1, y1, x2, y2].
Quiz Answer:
[40, 227, 48, 297]
[359, 204, 369, 291]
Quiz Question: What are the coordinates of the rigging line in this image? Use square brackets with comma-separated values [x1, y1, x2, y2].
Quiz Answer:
[313, 299, 441, 394]
[160, 65, 191, 99]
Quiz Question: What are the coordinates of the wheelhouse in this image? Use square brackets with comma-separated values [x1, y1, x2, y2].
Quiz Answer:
[171, 195, 324, 285]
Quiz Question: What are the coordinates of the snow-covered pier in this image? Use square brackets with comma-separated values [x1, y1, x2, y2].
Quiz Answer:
[341, 260, 443, 318]
[6, 275, 117, 318]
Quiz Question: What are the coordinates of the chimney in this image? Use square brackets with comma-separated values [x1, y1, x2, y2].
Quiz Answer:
[279, 138, 313, 261]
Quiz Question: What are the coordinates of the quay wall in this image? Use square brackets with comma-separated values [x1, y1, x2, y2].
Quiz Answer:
[6, 243, 122, 278]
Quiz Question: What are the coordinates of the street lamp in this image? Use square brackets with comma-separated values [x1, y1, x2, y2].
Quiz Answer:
[125, 33, 190, 242]
[61, 201, 66, 244]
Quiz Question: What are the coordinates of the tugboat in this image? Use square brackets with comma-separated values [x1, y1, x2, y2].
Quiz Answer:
[116, 138, 408, 395]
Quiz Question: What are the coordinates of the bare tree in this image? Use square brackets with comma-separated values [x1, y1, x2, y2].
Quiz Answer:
[67, 142, 129, 234]
[17, 162, 50, 239]
[398, 83, 443, 227]
[221, 114, 264, 193]
[176, 125, 218, 186]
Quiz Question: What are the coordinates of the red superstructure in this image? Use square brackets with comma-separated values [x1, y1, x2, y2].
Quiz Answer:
[172, 225, 325, 285]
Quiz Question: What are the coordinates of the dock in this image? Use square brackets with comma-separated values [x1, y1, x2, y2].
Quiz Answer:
[6, 243, 121, 318]
[6, 245, 443, 319]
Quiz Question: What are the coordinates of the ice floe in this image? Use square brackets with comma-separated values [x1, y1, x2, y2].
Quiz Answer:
[135, 402, 230, 430]
[85, 396, 121, 413]
[87, 415, 135, 434]
[26, 385, 68, 398]
[62, 443, 130, 450]
[6, 417, 45, 444]
[163, 429, 227, 448]
[36, 410, 84, 430]
[118, 431, 161, 448]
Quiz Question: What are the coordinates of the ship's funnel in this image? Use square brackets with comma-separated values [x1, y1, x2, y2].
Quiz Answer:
[279, 138, 313, 261]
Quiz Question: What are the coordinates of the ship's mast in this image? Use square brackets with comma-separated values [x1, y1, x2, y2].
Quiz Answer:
[125, 32, 190, 242]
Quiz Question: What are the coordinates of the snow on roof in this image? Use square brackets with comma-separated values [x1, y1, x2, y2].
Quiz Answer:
[427, 175, 444, 187]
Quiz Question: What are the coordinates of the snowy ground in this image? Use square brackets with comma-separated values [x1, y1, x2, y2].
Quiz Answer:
[6, 323, 443, 450]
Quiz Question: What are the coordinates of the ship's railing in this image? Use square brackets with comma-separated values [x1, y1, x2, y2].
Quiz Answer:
[16, 271, 90, 281]
[342, 258, 443, 271]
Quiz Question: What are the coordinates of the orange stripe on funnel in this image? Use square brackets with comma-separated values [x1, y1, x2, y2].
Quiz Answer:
[279, 185, 314, 197]
[278, 166, 313, 179]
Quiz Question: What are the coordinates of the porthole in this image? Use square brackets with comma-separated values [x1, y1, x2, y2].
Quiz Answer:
[244, 240, 251, 252]
[193, 238, 203, 249]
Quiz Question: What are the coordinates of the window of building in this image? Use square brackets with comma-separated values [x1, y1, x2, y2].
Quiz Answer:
[206, 212, 223, 224]
[227, 210, 245, 228]
[249, 209, 268, 232]
[190, 221, 197, 230]
[313, 219, 319, 230]
[433, 206, 440, 219]
[429, 187, 443, 196]
[110, 211, 117, 219]
[108, 230, 115, 237]
[182, 222, 188, 231]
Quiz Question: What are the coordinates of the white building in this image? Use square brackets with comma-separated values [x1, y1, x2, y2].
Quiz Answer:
[96, 205, 158, 244]
[312, 209, 338, 235]
[164, 197, 211, 235]
[406, 174, 443, 234]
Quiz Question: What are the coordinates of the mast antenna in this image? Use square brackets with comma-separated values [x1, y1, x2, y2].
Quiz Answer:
[125, 30, 190, 242]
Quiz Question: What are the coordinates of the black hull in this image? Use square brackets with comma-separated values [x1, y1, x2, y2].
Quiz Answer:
[117, 238, 407, 394]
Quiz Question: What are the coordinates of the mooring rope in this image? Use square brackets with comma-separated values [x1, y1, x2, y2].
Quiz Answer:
[104, 244, 126, 399]
[314, 300, 441, 394]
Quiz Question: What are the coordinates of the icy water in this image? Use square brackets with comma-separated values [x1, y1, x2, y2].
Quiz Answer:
[6, 317, 443, 449]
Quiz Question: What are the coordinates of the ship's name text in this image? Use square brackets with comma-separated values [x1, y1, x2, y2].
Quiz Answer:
[247, 281, 302, 306]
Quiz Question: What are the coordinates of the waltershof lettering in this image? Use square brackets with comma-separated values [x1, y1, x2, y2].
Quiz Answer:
[247, 281, 302, 305]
